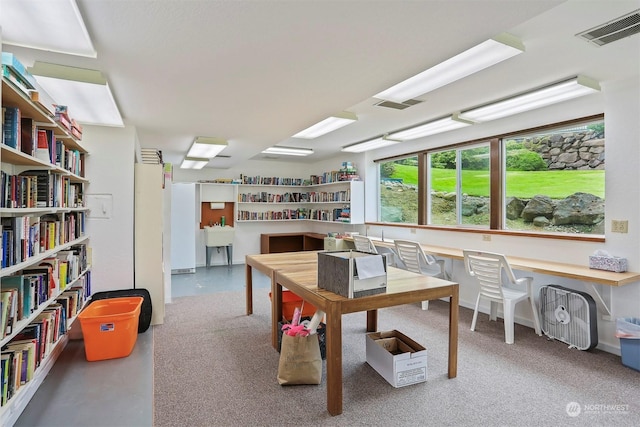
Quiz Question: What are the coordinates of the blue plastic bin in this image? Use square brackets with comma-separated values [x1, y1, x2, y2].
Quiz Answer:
[617, 317, 640, 372]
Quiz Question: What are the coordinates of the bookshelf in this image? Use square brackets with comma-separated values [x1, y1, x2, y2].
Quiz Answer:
[235, 180, 364, 224]
[1, 68, 91, 425]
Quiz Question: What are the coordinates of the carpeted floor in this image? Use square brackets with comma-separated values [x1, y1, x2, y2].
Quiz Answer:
[153, 287, 639, 426]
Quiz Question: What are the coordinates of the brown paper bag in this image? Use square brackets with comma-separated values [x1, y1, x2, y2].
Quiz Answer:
[277, 333, 322, 385]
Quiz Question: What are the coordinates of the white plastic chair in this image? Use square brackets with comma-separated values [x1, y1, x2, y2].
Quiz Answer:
[463, 250, 542, 344]
[353, 235, 378, 254]
[394, 239, 446, 310]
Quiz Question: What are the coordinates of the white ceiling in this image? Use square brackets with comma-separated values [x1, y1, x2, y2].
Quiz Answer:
[3, 0, 640, 168]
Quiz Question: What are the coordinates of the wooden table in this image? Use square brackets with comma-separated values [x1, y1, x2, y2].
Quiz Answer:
[274, 266, 459, 416]
[245, 251, 319, 346]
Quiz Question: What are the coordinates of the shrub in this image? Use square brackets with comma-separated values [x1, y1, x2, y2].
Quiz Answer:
[506, 150, 547, 171]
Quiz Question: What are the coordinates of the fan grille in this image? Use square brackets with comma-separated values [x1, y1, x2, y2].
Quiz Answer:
[540, 285, 598, 350]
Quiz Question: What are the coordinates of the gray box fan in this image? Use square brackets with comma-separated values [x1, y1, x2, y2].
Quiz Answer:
[539, 285, 598, 350]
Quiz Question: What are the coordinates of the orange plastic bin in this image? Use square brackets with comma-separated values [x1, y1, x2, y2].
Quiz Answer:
[269, 290, 317, 321]
[78, 296, 143, 361]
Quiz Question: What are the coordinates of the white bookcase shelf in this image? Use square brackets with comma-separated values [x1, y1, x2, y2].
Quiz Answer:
[1, 70, 91, 426]
[235, 180, 364, 224]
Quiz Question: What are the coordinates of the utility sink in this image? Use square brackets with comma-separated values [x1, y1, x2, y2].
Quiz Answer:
[204, 225, 235, 247]
[204, 226, 235, 267]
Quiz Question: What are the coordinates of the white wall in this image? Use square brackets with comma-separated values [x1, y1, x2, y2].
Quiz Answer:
[83, 125, 136, 293]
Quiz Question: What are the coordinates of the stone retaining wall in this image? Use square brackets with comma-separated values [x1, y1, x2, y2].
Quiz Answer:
[524, 130, 604, 170]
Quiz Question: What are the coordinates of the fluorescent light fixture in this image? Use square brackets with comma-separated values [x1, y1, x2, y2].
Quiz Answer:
[1, 0, 96, 57]
[374, 33, 524, 103]
[293, 111, 358, 139]
[341, 136, 402, 153]
[187, 137, 228, 158]
[180, 157, 209, 169]
[262, 146, 314, 156]
[388, 115, 472, 141]
[29, 62, 123, 126]
[458, 76, 601, 123]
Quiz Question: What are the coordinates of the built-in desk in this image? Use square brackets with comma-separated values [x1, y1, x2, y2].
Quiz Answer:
[344, 236, 640, 318]
[260, 232, 326, 254]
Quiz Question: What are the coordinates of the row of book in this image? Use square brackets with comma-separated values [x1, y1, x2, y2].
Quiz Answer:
[236, 209, 308, 221]
[307, 190, 351, 203]
[0, 170, 83, 209]
[1, 215, 86, 269]
[0, 247, 89, 339]
[0, 277, 89, 407]
[309, 208, 352, 222]
[238, 190, 351, 204]
[238, 192, 308, 203]
[240, 176, 306, 186]
[309, 171, 360, 184]
[2, 107, 84, 176]
[236, 207, 351, 222]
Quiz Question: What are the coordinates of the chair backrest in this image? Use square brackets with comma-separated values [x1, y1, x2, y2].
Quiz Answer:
[353, 235, 378, 254]
[394, 239, 435, 274]
[463, 250, 518, 300]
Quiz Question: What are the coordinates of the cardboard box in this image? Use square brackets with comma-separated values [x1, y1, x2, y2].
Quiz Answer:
[366, 330, 427, 387]
[589, 255, 628, 272]
[317, 251, 386, 298]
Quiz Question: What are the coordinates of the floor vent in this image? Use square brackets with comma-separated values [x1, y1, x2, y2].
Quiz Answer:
[375, 98, 423, 110]
[576, 9, 640, 47]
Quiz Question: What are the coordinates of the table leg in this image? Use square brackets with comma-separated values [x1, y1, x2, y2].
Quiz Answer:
[206, 246, 211, 268]
[245, 264, 253, 315]
[271, 272, 283, 350]
[448, 286, 459, 379]
[326, 304, 343, 416]
[366, 309, 378, 332]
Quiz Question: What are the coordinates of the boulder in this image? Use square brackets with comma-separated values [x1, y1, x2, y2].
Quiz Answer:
[552, 192, 604, 225]
[521, 195, 555, 222]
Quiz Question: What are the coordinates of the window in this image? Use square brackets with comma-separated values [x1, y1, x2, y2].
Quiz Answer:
[503, 118, 605, 234]
[376, 115, 605, 236]
[379, 156, 418, 224]
[428, 143, 490, 227]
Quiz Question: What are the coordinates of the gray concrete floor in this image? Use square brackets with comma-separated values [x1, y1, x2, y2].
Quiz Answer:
[15, 264, 270, 427]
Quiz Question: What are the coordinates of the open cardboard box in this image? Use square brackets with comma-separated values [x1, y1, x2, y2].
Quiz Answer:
[366, 330, 427, 387]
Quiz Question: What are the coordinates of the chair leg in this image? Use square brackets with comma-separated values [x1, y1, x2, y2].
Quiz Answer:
[471, 294, 481, 331]
[489, 301, 498, 322]
[503, 301, 515, 344]
[421, 300, 429, 310]
[529, 297, 542, 336]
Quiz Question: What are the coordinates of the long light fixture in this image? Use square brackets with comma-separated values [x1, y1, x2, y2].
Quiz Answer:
[180, 157, 209, 169]
[458, 76, 601, 123]
[341, 136, 402, 153]
[262, 146, 314, 156]
[1, 0, 96, 57]
[374, 33, 524, 103]
[292, 111, 358, 139]
[29, 62, 123, 126]
[187, 137, 228, 158]
[388, 115, 473, 141]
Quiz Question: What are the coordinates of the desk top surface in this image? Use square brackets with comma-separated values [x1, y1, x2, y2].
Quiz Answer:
[343, 237, 640, 286]
[275, 266, 458, 313]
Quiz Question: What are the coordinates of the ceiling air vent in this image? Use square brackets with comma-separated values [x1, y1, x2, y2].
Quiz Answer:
[375, 98, 423, 110]
[576, 9, 640, 47]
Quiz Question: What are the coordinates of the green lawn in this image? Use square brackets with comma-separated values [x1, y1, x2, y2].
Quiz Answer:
[391, 164, 605, 199]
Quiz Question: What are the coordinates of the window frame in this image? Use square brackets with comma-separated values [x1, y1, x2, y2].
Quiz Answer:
[374, 114, 605, 242]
